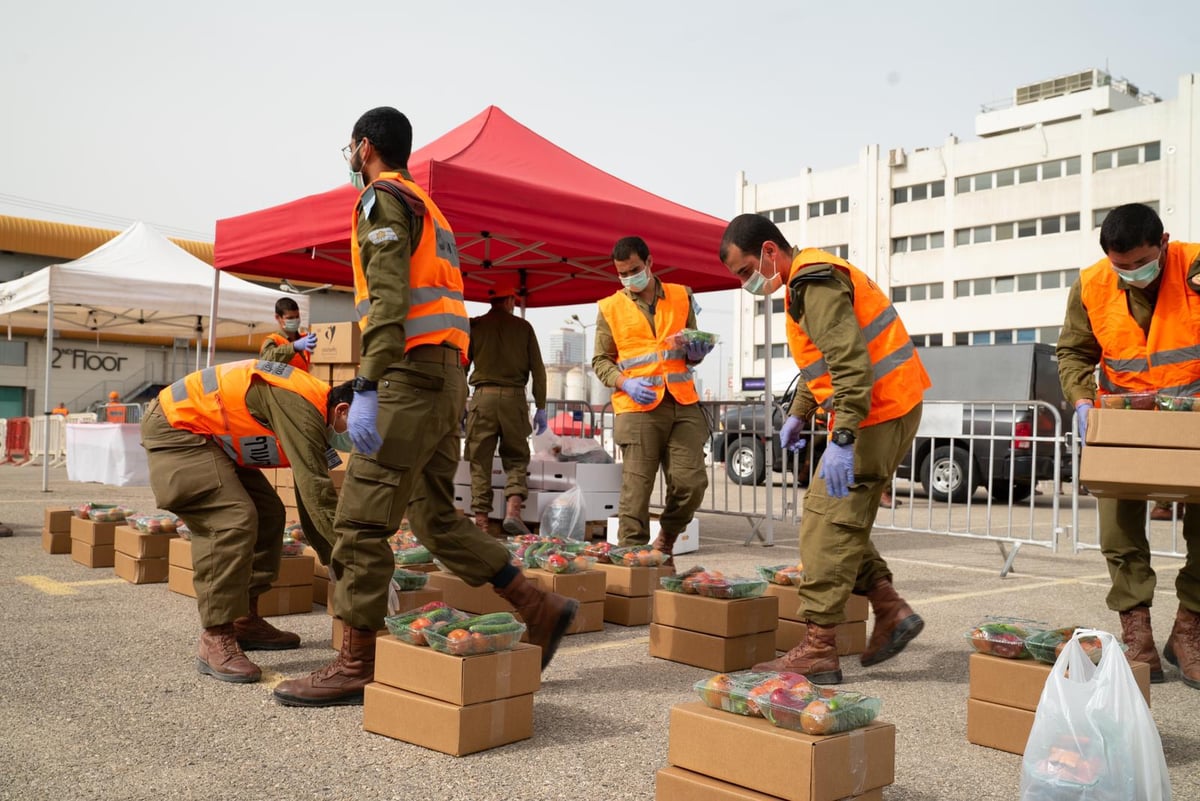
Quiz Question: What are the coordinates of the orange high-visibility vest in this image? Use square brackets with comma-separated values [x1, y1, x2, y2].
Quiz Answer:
[1080, 241, 1200, 397]
[599, 282, 699, 414]
[350, 171, 469, 362]
[157, 359, 330, 468]
[785, 250, 929, 428]
[263, 332, 312, 372]
[105, 403, 127, 423]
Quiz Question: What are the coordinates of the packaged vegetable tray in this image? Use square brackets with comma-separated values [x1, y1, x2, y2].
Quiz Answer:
[660, 567, 767, 598]
[383, 602, 469, 646]
[1155, 394, 1200, 412]
[283, 520, 305, 542]
[1024, 626, 1110, 665]
[608, 545, 671, 568]
[756, 564, 804, 585]
[1098, 392, 1157, 410]
[667, 328, 720, 349]
[393, 545, 433, 566]
[758, 686, 882, 735]
[391, 568, 430, 591]
[528, 549, 597, 574]
[693, 671, 816, 717]
[71, 502, 132, 522]
[127, 513, 180, 535]
[280, 535, 306, 557]
[966, 616, 1046, 659]
[582, 542, 613, 563]
[423, 612, 526, 656]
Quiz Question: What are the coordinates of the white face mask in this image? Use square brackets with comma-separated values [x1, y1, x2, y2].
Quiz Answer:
[1113, 257, 1161, 289]
[743, 246, 783, 295]
[282, 318, 301, 333]
[621, 268, 651, 293]
[347, 142, 366, 191]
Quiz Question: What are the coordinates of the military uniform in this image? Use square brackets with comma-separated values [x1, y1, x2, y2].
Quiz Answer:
[260, 331, 312, 372]
[593, 278, 709, 547]
[1057, 244, 1200, 615]
[465, 306, 548, 515]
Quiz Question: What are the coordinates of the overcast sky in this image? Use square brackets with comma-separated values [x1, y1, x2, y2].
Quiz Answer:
[2, 1, 1198, 395]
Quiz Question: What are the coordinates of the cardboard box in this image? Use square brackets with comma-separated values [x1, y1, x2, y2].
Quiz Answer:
[303, 546, 328, 578]
[313, 574, 329, 606]
[650, 624, 777, 672]
[425, 572, 516, 614]
[363, 683, 533, 756]
[113, 526, 177, 559]
[1086, 407, 1200, 450]
[653, 591, 779, 638]
[329, 461, 347, 491]
[1079, 445, 1200, 501]
[276, 486, 297, 508]
[605, 593, 653, 626]
[330, 364, 358, 383]
[968, 652, 1151, 710]
[275, 468, 295, 489]
[565, 600, 604, 633]
[390, 587, 444, 614]
[776, 620, 867, 656]
[260, 468, 277, 486]
[453, 484, 474, 513]
[655, 767, 885, 801]
[667, 702, 895, 801]
[525, 568, 606, 603]
[966, 698, 1034, 755]
[44, 507, 73, 533]
[607, 516, 700, 555]
[257, 584, 313, 616]
[41, 530, 71, 554]
[276, 554, 316, 587]
[113, 552, 169, 584]
[374, 636, 541, 705]
[310, 322, 362, 364]
[70, 516, 118, 546]
[168, 537, 193, 569]
[595, 562, 676, 597]
[70, 539, 114, 568]
[581, 490, 620, 521]
[168, 565, 197, 598]
[535, 462, 623, 492]
[762, 584, 869, 623]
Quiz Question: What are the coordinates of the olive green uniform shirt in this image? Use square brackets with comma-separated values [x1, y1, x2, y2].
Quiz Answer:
[591, 278, 699, 387]
[259, 332, 298, 365]
[468, 308, 547, 408]
[782, 257, 872, 436]
[1057, 245, 1200, 406]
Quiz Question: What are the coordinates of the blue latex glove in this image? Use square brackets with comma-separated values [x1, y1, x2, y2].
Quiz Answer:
[685, 340, 714, 362]
[779, 415, 808, 452]
[819, 440, 855, 498]
[622, 377, 657, 405]
[534, 408, 548, 435]
[293, 332, 317, 353]
[346, 390, 383, 455]
[1075, 400, 1093, 447]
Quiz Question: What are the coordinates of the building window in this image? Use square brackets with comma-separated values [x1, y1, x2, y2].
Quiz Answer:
[1093, 141, 1161, 171]
[995, 276, 1015, 294]
[1017, 328, 1036, 343]
[995, 330, 1013, 345]
[892, 237, 907, 254]
[1041, 216, 1061, 235]
[1041, 271, 1061, 289]
[1018, 219, 1038, 238]
[955, 332, 969, 346]
[996, 168, 1015, 187]
[1093, 201, 1159, 228]
[1042, 160, 1062, 179]
[1018, 164, 1038, 183]
[955, 155, 1082, 195]
[1018, 273, 1038, 291]
[973, 278, 991, 296]
[930, 180, 945, 198]
[808, 196, 849, 218]
[891, 282, 943, 303]
[0, 341, 27, 366]
[759, 205, 801, 222]
[753, 297, 786, 316]
[912, 333, 944, 348]
[996, 222, 1014, 241]
[892, 232, 944, 253]
[972, 331, 992, 345]
[818, 244, 849, 258]
[1066, 156, 1081, 175]
[930, 282, 944, 300]
[955, 176, 971, 194]
[955, 279, 970, 298]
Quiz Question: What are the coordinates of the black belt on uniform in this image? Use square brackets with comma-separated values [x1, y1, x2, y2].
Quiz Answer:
[404, 344, 462, 366]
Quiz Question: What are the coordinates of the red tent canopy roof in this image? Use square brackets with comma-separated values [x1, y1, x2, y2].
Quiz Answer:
[214, 106, 736, 306]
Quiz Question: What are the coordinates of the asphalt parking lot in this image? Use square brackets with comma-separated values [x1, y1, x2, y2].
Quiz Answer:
[1, 466, 1196, 801]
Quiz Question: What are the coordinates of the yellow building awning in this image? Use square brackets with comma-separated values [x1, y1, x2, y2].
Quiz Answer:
[0, 215, 213, 264]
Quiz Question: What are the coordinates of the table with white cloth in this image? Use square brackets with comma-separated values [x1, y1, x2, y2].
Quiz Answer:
[66, 423, 149, 486]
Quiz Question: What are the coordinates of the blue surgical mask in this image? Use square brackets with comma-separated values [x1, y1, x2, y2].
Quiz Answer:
[327, 425, 353, 454]
[1114, 257, 1161, 289]
[621, 269, 651, 293]
[282, 318, 301, 333]
[743, 246, 783, 295]
[347, 142, 366, 191]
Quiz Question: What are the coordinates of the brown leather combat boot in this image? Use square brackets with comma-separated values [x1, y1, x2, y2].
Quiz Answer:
[273, 625, 376, 707]
[1163, 605, 1200, 690]
[651, 530, 680, 569]
[474, 512, 491, 532]
[197, 624, 262, 683]
[234, 595, 301, 650]
[861, 577, 925, 667]
[495, 572, 578, 669]
[502, 495, 532, 536]
[752, 622, 842, 684]
[1120, 605, 1164, 683]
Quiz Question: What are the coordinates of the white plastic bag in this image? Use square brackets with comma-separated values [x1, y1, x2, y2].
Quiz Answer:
[1019, 628, 1171, 801]
[540, 485, 587, 541]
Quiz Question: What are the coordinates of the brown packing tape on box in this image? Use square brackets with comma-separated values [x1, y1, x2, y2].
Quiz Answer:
[654, 767, 884, 801]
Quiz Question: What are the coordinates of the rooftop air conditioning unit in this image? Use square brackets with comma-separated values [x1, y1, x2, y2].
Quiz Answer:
[888, 148, 907, 167]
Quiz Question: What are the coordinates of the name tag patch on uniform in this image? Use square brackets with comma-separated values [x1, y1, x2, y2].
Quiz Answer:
[367, 227, 399, 245]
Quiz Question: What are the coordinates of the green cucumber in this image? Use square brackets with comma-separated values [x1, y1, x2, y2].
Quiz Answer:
[440, 612, 516, 634]
[470, 622, 524, 635]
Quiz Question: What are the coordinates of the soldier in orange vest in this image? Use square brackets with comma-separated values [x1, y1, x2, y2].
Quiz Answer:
[260, 296, 316, 371]
[720, 214, 930, 684]
[104, 391, 126, 423]
[592, 236, 713, 562]
[1058, 202, 1200, 690]
[141, 360, 355, 684]
[274, 107, 577, 709]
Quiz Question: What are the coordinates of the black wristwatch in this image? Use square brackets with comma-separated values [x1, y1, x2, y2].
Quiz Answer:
[350, 376, 379, 393]
[831, 428, 856, 447]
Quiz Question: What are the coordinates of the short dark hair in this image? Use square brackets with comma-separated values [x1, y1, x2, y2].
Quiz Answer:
[352, 107, 413, 170]
[612, 236, 650, 262]
[327, 381, 355, 417]
[275, 297, 300, 316]
[1099, 203, 1163, 254]
[720, 214, 791, 263]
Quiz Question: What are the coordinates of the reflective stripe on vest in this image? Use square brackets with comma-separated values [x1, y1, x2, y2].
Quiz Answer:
[598, 282, 700, 413]
[157, 359, 330, 468]
[1080, 241, 1200, 397]
[263, 332, 312, 372]
[784, 249, 929, 428]
[350, 172, 470, 363]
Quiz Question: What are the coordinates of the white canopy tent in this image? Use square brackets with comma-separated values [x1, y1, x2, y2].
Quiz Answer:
[0, 221, 308, 490]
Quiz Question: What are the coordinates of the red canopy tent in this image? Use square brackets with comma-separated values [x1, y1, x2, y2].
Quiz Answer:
[213, 106, 737, 306]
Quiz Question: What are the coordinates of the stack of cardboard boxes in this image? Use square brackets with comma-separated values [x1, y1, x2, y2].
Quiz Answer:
[42, 508, 72, 554]
[596, 561, 675, 626]
[763, 584, 869, 657]
[70, 514, 117, 568]
[113, 524, 176, 584]
[167, 537, 316, 616]
[658, 703, 895, 801]
[1080, 404, 1200, 500]
[363, 636, 541, 755]
[526, 567, 606, 633]
[650, 591, 779, 672]
[967, 652, 1152, 754]
[330, 581, 443, 649]
[453, 460, 627, 534]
